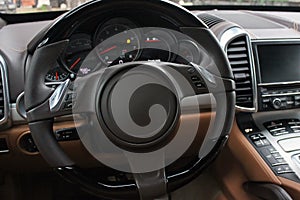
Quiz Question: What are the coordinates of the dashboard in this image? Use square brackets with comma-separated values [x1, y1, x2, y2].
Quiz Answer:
[44, 17, 202, 82]
[1, 6, 300, 199]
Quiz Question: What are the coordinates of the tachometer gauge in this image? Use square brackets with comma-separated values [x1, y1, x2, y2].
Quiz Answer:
[140, 29, 177, 62]
[95, 24, 140, 65]
[45, 66, 69, 82]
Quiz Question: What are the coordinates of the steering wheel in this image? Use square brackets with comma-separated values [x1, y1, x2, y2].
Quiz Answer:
[24, 0, 235, 199]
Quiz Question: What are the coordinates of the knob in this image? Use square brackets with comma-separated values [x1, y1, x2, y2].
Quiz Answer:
[272, 98, 282, 109]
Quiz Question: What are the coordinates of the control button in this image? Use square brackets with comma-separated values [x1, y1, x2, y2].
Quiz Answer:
[250, 134, 260, 141]
[279, 97, 287, 101]
[261, 148, 271, 157]
[267, 146, 277, 153]
[262, 98, 270, 103]
[187, 67, 195, 74]
[295, 95, 300, 100]
[275, 158, 287, 165]
[191, 76, 200, 81]
[261, 139, 270, 146]
[263, 104, 269, 109]
[272, 98, 282, 109]
[269, 127, 285, 132]
[55, 128, 79, 141]
[63, 102, 74, 110]
[274, 165, 294, 174]
[266, 155, 277, 165]
[65, 93, 76, 101]
[272, 131, 289, 136]
[258, 133, 266, 139]
[254, 140, 264, 147]
[272, 152, 282, 159]
[254, 139, 269, 147]
[194, 82, 205, 88]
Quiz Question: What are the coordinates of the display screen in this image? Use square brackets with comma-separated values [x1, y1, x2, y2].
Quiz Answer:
[257, 44, 300, 83]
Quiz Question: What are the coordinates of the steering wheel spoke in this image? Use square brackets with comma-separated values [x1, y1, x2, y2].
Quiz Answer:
[26, 80, 74, 122]
[133, 168, 169, 200]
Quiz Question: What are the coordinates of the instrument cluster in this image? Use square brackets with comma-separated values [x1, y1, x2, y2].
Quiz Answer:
[45, 18, 202, 82]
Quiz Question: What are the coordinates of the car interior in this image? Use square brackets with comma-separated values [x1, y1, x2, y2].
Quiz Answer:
[0, 0, 300, 199]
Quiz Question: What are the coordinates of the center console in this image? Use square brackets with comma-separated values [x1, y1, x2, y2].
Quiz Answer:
[236, 40, 300, 184]
[254, 41, 300, 111]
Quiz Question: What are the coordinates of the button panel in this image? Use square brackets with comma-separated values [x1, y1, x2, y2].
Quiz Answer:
[259, 87, 300, 111]
[186, 67, 207, 92]
[264, 119, 300, 136]
[55, 128, 79, 141]
[248, 133, 295, 176]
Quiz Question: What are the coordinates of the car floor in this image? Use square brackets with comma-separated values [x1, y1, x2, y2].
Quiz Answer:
[0, 168, 227, 200]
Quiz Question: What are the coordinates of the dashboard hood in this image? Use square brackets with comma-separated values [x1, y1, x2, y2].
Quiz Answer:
[194, 10, 300, 39]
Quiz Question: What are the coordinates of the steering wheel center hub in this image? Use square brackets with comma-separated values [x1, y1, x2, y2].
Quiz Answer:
[98, 63, 179, 152]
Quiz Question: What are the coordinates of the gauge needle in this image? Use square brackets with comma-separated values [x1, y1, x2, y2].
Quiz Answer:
[145, 40, 160, 43]
[99, 45, 117, 55]
[70, 58, 81, 70]
[55, 72, 59, 80]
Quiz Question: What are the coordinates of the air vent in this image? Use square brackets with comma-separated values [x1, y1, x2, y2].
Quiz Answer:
[226, 36, 254, 109]
[0, 55, 8, 125]
[197, 13, 225, 28]
[0, 66, 5, 120]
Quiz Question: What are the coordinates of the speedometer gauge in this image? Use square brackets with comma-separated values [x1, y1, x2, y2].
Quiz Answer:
[60, 33, 95, 76]
[95, 24, 140, 65]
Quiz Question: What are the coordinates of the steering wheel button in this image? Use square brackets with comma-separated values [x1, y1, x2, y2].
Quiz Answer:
[65, 93, 77, 101]
[63, 102, 74, 110]
[187, 67, 195, 74]
[194, 82, 204, 88]
[191, 76, 200, 81]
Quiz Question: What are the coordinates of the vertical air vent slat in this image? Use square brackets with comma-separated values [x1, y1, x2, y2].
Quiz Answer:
[0, 69, 4, 120]
[197, 13, 225, 28]
[226, 36, 254, 109]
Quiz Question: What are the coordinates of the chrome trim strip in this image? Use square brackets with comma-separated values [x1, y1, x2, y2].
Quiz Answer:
[262, 92, 300, 98]
[258, 81, 300, 86]
[0, 55, 10, 126]
[0, 150, 9, 153]
[45, 81, 64, 86]
[220, 27, 258, 112]
[11, 103, 27, 124]
[16, 92, 27, 119]
[252, 39, 300, 43]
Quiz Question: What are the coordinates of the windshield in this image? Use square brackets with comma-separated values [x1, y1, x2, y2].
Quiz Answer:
[0, 0, 296, 14]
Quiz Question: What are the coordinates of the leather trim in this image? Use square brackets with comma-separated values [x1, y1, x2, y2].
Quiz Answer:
[213, 147, 258, 200]
[228, 120, 281, 184]
[0, 112, 214, 171]
[279, 177, 300, 200]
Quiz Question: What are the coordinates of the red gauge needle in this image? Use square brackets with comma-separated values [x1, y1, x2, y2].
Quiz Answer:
[145, 40, 161, 43]
[55, 71, 59, 80]
[99, 45, 117, 55]
[70, 57, 81, 70]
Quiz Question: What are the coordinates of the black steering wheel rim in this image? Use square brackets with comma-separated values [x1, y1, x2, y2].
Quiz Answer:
[24, 0, 236, 199]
